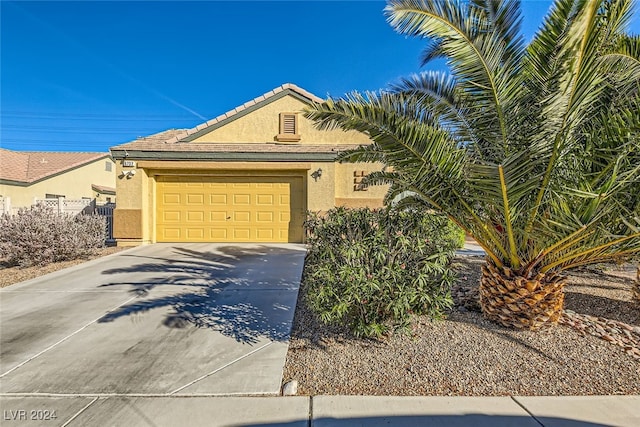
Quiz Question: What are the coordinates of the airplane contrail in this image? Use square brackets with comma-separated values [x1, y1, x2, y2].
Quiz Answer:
[8, 2, 208, 121]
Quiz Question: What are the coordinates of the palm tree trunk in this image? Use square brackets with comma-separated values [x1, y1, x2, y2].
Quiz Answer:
[479, 261, 566, 330]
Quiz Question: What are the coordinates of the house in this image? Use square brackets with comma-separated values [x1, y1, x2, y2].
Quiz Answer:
[109, 83, 387, 246]
[0, 149, 116, 210]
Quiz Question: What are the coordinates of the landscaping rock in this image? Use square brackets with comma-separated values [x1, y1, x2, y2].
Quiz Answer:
[282, 380, 298, 396]
[283, 256, 640, 396]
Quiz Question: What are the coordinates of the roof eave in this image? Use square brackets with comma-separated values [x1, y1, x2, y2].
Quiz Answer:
[109, 150, 339, 162]
[0, 178, 29, 187]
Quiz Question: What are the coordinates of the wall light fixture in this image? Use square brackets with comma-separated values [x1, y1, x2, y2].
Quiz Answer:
[311, 168, 323, 181]
[120, 170, 136, 179]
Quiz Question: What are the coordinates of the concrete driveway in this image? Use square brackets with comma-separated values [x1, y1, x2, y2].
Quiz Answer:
[0, 243, 306, 397]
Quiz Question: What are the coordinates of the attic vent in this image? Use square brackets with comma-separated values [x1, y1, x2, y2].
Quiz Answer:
[276, 113, 301, 142]
[283, 114, 296, 133]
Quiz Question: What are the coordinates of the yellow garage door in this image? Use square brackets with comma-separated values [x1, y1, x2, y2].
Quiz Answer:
[156, 175, 304, 243]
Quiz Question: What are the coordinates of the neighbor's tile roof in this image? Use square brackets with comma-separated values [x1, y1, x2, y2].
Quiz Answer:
[91, 184, 116, 194]
[110, 83, 333, 153]
[0, 148, 109, 184]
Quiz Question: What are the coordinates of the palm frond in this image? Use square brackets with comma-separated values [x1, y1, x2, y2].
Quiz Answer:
[308, 0, 640, 275]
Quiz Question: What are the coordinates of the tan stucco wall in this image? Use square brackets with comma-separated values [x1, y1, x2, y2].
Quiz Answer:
[113, 159, 390, 246]
[190, 96, 372, 145]
[334, 162, 388, 205]
[0, 158, 116, 208]
[113, 162, 147, 244]
[114, 162, 144, 210]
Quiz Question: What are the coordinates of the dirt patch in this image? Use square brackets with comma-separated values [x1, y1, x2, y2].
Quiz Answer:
[283, 256, 640, 396]
[0, 246, 128, 288]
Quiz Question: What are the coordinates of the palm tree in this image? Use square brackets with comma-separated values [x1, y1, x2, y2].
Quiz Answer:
[307, 0, 640, 329]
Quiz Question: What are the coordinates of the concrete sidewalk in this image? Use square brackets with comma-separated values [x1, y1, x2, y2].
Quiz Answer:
[0, 395, 637, 426]
[457, 238, 486, 257]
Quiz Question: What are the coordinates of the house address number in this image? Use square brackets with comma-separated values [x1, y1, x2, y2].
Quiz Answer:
[122, 160, 136, 167]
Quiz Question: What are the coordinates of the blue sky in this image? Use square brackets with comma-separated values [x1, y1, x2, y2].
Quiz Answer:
[1, 1, 638, 153]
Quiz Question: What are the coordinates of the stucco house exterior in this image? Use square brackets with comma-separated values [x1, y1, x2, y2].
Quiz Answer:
[0, 149, 116, 210]
[109, 83, 387, 246]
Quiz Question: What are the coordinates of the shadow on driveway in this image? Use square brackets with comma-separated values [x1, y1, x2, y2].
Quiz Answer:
[96, 245, 304, 345]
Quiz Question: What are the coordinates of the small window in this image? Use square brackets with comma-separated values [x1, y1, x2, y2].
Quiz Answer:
[276, 113, 301, 142]
[45, 193, 65, 199]
[105, 161, 112, 172]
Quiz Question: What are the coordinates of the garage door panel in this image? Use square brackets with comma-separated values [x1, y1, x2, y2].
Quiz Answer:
[234, 211, 250, 222]
[163, 228, 181, 239]
[257, 212, 273, 222]
[257, 229, 274, 239]
[210, 229, 227, 239]
[256, 194, 274, 205]
[210, 211, 227, 222]
[156, 175, 303, 243]
[164, 211, 180, 222]
[187, 194, 204, 205]
[210, 194, 227, 204]
[187, 211, 204, 222]
[233, 194, 250, 205]
[186, 228, 205, 239]
[234, 229, 250, 240]
[163, 194, 181, 204]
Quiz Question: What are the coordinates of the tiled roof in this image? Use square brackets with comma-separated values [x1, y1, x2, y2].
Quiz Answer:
[111, 83, 328, 152]
[0, 148, 110, 184]
[126, 128, 188, 145]
[111, 141, 361, 154]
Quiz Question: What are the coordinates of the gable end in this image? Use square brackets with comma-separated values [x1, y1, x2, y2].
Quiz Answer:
[181, 89, 318, 142]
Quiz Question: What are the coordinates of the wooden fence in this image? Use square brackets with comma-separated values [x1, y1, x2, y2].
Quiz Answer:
[96, 203, 116, 244]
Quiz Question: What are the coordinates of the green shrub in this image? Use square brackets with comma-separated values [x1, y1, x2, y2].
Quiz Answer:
[303, 207, 461, 337]
[0, 204, 106, 267]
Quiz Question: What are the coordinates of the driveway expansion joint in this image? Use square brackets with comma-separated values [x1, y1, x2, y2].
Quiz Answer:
[60, 396, 99, 427]
[168, 341, 274, 395]
[510, 396, 545, 427]
[0, 295, 138, 378]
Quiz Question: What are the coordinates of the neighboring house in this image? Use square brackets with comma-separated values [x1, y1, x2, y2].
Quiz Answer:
[109, 83, 387, 246]
[0, 149, 116, 209]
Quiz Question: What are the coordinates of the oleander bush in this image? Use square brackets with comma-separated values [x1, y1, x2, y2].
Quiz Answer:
[0, 204, 106, 267]
[303, 207, 462, 337]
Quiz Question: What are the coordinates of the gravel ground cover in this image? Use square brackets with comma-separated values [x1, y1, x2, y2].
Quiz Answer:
[0, 246, 127, 288]
[283, 256, 640, 396]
